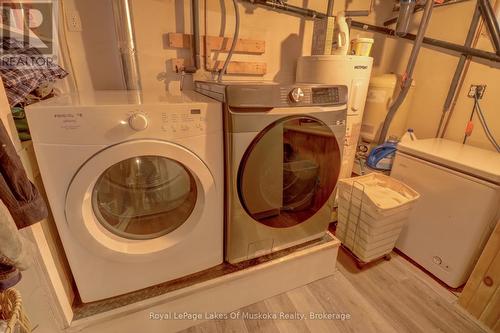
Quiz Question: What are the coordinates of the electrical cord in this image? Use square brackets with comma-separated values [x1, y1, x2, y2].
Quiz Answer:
[217, 0, 240, 82]
[463, 97, 477, 144]
[475, 98, 500, 152]
[475, 104, 493, 140]
[464, 95, 500, 152]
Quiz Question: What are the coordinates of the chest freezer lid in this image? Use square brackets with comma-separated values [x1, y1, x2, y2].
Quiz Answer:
[397, 138, 500, 184]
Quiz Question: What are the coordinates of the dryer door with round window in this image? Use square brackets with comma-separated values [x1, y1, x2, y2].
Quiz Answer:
[238, 116, 342, 228]
[65, 140, 213, 261]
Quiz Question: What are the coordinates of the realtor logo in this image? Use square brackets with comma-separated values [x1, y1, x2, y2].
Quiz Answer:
[0, 0, 58, 68]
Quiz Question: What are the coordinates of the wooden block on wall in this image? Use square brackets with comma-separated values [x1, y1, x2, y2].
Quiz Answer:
[167, 33, 192, 49]
[205, 36, 265, 54]
[208, 60, 267, 75]
[171, 58, 267, 75]
[167, 33, 265, 54]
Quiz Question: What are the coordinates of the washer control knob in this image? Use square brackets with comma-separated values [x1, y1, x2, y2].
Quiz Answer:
[289, 87, 305, 103]
[129, 113, 149, 131]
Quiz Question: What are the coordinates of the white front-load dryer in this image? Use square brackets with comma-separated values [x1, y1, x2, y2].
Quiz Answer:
[26, 90, 223, 302]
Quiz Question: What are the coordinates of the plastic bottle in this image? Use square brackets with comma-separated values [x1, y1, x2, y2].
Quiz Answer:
[332, 12, 349, 55]
[366, 136, 399, 171]
[400, 128, 417, 143]
[396, 0, 417, 37]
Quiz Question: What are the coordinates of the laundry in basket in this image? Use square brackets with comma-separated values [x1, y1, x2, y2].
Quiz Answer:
[336, 174, 420, 263]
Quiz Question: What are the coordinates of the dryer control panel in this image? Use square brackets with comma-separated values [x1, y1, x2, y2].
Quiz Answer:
[280, 86, 344, 105]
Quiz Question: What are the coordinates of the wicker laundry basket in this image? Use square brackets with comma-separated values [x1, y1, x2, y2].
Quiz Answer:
[0, 289, 30, 333]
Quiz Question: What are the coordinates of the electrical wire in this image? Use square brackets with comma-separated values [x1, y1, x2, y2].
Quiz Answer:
[217, 0, 240, 82]
[474, 101, 499, 151]
[463, 97, 477, 144]
[475, 97, 500, 152]
[464, 96, 500, 152]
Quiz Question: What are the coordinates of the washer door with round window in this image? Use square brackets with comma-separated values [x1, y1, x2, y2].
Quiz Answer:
[65, 140, 213, 262]
[238, 116, 342, 229]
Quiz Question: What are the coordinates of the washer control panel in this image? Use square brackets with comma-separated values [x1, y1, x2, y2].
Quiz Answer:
[128, 112, 149, 131]
[120, 106, 210, 138]
[26, 90, 222, 145]
[159, 108, 206, 136]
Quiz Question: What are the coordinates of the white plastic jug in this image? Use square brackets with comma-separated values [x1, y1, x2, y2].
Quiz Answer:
[400, 128, 417, 143]
[332, 13, 349, 55]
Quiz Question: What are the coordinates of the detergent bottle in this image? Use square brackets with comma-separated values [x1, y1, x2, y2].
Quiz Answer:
[366, 136, 399, 171]
[400, 128, 417, 143]
[332, 12, 349, 55]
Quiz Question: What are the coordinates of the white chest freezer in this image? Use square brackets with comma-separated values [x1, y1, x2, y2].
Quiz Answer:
[391, 138, 500, 288]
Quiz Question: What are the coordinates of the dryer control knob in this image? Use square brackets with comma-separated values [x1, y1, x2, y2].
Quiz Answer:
[289, 87, 305, 103]
[129, 113, 149, 131]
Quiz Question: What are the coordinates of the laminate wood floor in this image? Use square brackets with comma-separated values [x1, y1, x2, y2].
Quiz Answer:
[181, 249, 487, 333]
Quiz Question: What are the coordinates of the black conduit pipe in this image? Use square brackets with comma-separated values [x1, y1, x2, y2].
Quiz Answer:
[350, 20, 500, 62]
[435, 4, 482, 138]
[327, 0, 334, 17]
[345, 10, 371, 17]
[247, 0, 325, 18]
[377, 0, 435, 145]
[478, 0, 500, 55]
[384, 0, 472, 26]
[241, 0, 500, 62]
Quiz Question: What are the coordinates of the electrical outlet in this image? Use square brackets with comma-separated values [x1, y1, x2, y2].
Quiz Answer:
[468, 84, 487, 99]
[66, 10, 82, 32]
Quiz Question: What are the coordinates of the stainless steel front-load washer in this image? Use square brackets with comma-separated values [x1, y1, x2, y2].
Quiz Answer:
[195, 81, 347, 263]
